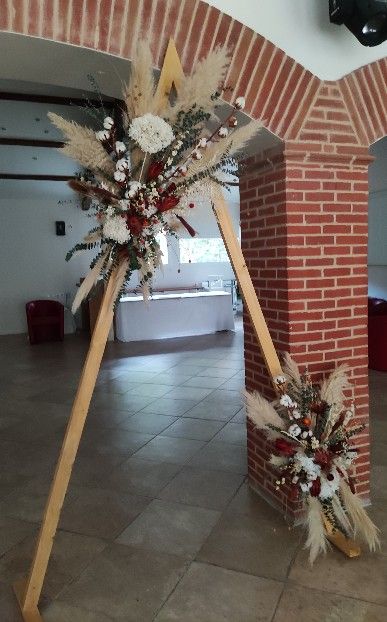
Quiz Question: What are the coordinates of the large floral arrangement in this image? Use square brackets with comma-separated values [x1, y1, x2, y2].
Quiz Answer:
[49, 42, 259, 312]
[245, 354, 379, 563]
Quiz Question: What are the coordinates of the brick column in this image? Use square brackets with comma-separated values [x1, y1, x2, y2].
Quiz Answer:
[240, 143, 373, 521]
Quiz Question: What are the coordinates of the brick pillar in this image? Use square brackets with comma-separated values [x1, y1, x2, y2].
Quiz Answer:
[240, 143, 373, 521]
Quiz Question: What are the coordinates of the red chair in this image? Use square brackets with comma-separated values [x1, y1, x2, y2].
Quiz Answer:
[26, 300, 64, 345]
[368, 297, 387, 371]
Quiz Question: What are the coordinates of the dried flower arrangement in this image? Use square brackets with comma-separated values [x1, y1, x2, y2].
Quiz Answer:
[49, 41, 260, 312]
[245, 354, 380, 564]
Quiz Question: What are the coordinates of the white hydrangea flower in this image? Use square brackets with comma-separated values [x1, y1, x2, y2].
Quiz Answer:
[115, 141, 126, 154]
[103, 215, 130, 244]
[128, 113, 174, 154]
[96, 129, 109, 141]
[319, 469, 340, 499]
[103, 116, 114, 129]
[116, 158, 130, 171]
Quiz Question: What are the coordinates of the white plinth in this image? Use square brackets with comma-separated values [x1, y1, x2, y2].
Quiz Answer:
[115, 291, 235, 342]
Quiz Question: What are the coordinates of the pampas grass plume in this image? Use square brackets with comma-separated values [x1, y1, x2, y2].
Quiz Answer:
[244, 390, 285, 430]
[305, 496, 329, 565]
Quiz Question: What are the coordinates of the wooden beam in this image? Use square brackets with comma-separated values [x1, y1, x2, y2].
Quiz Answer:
[19, 265, 126, 617]
[0, 138, 64, 148]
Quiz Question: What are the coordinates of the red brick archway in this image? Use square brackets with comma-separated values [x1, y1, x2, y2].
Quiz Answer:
[1, 0, 386, 517]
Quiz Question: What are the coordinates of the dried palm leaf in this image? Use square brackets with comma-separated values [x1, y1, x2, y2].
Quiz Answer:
[48, 113, 115, 177]
[68, 179, 120, 204]
[340, 480, 380, 551]
[282, 352, 302, 389]
[244, 390, 285, 430]
[304, 496, 329, 565]
[160, 46, 230, 122]
[71, 249, 110, 313]
[125, 40, 155, 119]
[320, 364, 351, 411]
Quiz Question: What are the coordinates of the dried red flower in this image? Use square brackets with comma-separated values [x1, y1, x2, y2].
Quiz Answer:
[126, 215, 145, 235]
[147, 161, 164, 180]
[310, 477, 321, 497]
[273, 438, 297, 457]
[157, 195, 180, 213]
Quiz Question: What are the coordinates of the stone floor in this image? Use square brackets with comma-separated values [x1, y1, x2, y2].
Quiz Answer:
[0, 322, 386, 621]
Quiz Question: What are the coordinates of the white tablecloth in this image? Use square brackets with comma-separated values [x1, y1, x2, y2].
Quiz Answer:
[115, 291, 235, 342]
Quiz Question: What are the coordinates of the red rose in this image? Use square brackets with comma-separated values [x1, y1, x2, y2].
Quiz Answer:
[157, 195, 180, 213]
[273, 438, 297, 457]
[126, 215, 144, 235]
[310, 477, 321, 497]
[147, 161, 164, 180]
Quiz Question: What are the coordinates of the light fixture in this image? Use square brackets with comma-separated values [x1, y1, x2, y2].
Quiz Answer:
[329, 0, 387, 46]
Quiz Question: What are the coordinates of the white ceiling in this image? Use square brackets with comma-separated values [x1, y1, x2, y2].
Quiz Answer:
[208, 0, 387, 80]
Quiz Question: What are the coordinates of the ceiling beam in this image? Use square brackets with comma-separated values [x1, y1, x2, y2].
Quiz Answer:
[0, 174, 74, 181]
[0, 92, 116, 108]
[0, 138, 64, 148]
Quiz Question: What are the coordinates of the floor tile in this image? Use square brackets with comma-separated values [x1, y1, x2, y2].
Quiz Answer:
[43, 601, 112, 622]
[196, 367, 238, 379]
[183, 401, 240, 421]
[273, 584, 387, 622]
[0, 582, 24, 621]
[133, 435, 205, 464]
[116, 499, 220, 559]
[182, 376, 226, 389]
[213, 422, 246, 444]
[140, 398, 198, 416]
[163, 386, 214, 401]
[156, 562, 283, 622]
[57, 543, 188, 621]
[158, 467, 244, 510]
[59, 487, 151, 539]
[127, 383, 172, 398]
[104, 457, 182, 496]
[0, 530, 106, 600]
[188, 441, 247, 474]
[118, 413, 176, 434]
[162, 417, 225, 441]
[155, 561, 283, 622]
[197, 511, 301, 581]
[289, 547, 387, 606]
[79, 427, 153, 456]
[0, 516, 37, 557]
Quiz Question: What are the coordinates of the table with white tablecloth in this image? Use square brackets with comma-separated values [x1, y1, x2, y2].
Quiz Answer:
[115, 291, 235, 342]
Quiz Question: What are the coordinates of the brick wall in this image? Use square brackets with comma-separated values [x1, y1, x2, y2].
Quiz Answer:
[1, 0, 386, 517]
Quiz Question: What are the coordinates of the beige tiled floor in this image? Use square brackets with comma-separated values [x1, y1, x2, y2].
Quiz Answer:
[0, 324, 386, 621]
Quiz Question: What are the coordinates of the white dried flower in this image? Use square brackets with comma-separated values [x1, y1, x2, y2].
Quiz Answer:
[300, 482, 312, 492]
[192, 150, 202, 160]
[301, 431, 309, 439]
[128, 113, 174, 154]
[114, 170, 126, 182]
[199, 137, 208, 148]
[288, 423, 301, 437]
[125, 181, 142, 198]
[103, 215, 129, 244]
[310, 436, 320, 449]
[234, 96, 246, 110]
[116, 158, 129, 171]
[292, 409, 301, 419]
[96, 129, 109, 141]
[103, 116, 114, 130]
[115, 141, 126, 154]
[280, 394, 294, 408]
[274, 375, 287, 385]
[218, 127, 228, 137]
[179, 165, 187, 174]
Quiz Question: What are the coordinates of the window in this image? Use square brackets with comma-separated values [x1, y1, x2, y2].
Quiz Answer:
[179, 238, 229, 263]
[156, 232, 168, 264]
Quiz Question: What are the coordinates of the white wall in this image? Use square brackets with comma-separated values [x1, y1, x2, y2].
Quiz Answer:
[369, 138, 387, 300]
[0, 186, 94, 335]
[207, 0, 387, 80]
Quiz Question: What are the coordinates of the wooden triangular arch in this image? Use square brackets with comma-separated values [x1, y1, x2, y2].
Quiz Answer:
[14, 39, 358, 622]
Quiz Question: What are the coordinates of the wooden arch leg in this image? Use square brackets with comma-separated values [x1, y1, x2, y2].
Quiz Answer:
[14, 265, 126, 621]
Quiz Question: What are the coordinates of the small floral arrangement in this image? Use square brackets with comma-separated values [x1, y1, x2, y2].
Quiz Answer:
[245, 354, 380, 563]
[49, 41, 259, 312]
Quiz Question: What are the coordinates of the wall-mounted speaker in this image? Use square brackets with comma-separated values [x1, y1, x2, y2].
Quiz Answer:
[329, 0, 387, 46]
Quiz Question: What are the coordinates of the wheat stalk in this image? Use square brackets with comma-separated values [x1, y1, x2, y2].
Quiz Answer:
[48, 112, 115, 177]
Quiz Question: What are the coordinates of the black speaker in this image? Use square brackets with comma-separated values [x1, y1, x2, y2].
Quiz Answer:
[329, 0, 387, 46]
[56, 221, 66, 236]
